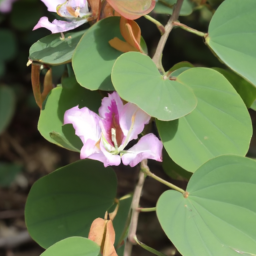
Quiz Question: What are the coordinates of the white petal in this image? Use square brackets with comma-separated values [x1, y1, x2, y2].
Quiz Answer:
[33, 16, 87, 33]
[122, 134, 163, 167]
[41, 0, 64, 12]
[64, 105, 101, 144]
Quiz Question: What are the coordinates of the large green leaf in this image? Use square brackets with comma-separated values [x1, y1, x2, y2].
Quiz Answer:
[0, 29, 16, 62]
[73, 17, 124, 91]
[157, 155, 256, 256]
[206, 0, 256, 87]
[38, 79, 101, 151]
[25, 160, 117, 249]
[213, 68, 256, 108]
[112, 52, 197, 121]
[153, 0, 194, 16]
[29, 30, 85, 65]
[157, 68, 252, 172]
[40, 237, 100, 256]
[0, 86, 15, 134]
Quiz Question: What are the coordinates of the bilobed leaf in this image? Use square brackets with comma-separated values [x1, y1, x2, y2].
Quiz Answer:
[72, 17, 123, 91]
[213, 67, 256, 108]
[206, 0, 256, 87]
[38, 80, 101, 151]
[157, 155, 256, 256]
[156, 68, 252, 172]
[25, 160, 117, 249]
[112, 52, 197, 121]
[29, 30, 85, 65]
[0, 86, 15, 134]
[107, 0, 155, 20]
[40, 237, 100, 256]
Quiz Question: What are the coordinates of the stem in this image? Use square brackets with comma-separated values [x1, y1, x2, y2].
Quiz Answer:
[124, 160, 147, 256]
[137, 207, 156, 212]
[60, 32, 65, 40]
[141, 164, 185, 194]
[144, 15, 165, 35]
[152, 0, 184, 69]
[173, 21, 206, 37]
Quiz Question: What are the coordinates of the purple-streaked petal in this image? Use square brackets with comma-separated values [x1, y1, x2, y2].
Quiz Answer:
[99, 92, 124, 146]
[99, 92, 123, 119]
[122, 134, 163, 167]
[64, 105, 101, 144]
[120, 103, 150, 143]
[0, 0, 16, 13]
[33, 16, 87, 33]
[41, 0, 64, 12]
[100, 141, 121, 167]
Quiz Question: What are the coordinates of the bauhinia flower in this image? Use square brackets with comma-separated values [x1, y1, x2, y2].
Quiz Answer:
[64, 92, 163, 167]
[33, 0, 91, 34]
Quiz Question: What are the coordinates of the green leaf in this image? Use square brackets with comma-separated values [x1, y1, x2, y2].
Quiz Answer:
[206, 0, 256, 87]
[112, 52, 197, 121]
[0, 29, 17, 62]
[0, 162, 22, 187]
[140, 36, 148, 55]
[25, 159, 117, 249]
[157, 155, 256, 256]
[156, 68, 252, 172]
[29, 30, 85, 65]
[162, 149, 192, 181]
[38, 80, 101, 151]
[213, 68, 256, 108]
[153, 0, 194, 16]
[113, 195, 132, 246]
[73, 17, 124, 91]
[40, 237, 100, 256]
[0, 86, 15, 134]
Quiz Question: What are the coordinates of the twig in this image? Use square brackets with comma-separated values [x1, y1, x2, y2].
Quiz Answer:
[124, 160, 147, 256]
[0, 231, 31, 248]
[152, 0, 184, 70]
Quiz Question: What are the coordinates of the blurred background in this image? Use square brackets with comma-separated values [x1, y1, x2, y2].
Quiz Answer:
[0, 0, 256, 255]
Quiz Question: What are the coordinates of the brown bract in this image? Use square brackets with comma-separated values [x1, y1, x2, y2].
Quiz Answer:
[88, 218, 117, 256]
[109, 17, 143, 53]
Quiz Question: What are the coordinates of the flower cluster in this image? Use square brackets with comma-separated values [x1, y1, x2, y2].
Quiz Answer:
[64, 92, 163, 167]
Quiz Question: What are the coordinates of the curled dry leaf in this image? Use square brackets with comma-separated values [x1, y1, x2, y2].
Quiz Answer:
[88, 217, 117, 256]
[109, 17, 143, 53]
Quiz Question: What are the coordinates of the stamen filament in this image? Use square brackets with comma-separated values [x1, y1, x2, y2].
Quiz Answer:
[111, 128, 118, 151]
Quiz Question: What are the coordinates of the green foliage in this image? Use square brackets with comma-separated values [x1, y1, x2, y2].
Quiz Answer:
[40, 237, 100, 256]
[157, 68, 252, 172]
[206, 0, 256, 87]
[112, 52, 197, 121]
[157, 155, 256, 256]
[72, 17, 123, 91]
[25, 160, 117, 248]
[153, 0, 194, 16]
[38, 79, 101, 151]
[0, 86, 15, 134]
[29, 30, 86, 65]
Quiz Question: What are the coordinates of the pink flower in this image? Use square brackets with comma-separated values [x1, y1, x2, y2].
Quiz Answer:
[33, 0, 91, 33]
[0, 0, 16, 13]
[64, 92, 163, 167]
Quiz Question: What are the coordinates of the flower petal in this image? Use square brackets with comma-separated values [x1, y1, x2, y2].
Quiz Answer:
[100, 141, 121, 167]
[120, 102, 150, 143]
[64, 105, 101, 144]
[122, 133, 163, 167]
[33, 16, 87, 33]
[99, 92, 124, 146]
[0, 0, 16, 13]
[41, 0, 64, 12]
[57, 0, 90, 18]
